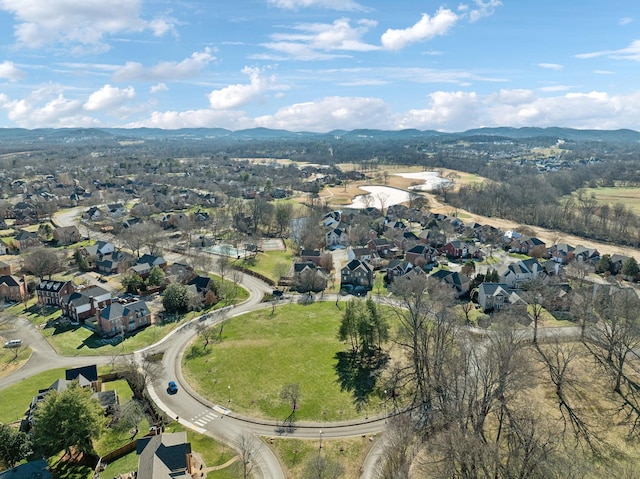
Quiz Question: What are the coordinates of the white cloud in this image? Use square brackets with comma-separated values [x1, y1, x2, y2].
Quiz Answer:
[620, 17, 633, 26]
[576, 39, 640, 61]
[150, 83, 169, 94]
[381, 8, 459, 50]
[0, 60, 26, 81]
[468, 0, 502, 23]
[113, 48, 216, 82]
[0, 84, 96, 128]
[261, 17, 378, 60]
[84, 84, 136, 111]
[266, 0, 366, 11]
[255, 96, 394, 131]
[208, 67, 286, 109]
[398, 91, 480, 130]
[0, 0, 176, 50]
[125, 109, 252, 130]
[538, 63, 563, 71]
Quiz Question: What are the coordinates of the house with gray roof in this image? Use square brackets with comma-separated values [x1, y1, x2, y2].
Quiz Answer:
[95, 299, 151, 337]
[136, 432, 193, 479]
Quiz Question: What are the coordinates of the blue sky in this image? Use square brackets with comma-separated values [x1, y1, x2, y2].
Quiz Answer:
[1, 0, 640, 131]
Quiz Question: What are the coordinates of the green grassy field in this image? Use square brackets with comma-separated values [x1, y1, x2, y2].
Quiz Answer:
[0, 368, 69, 423]
[237, 249, 293, 282]
[569, 186, 640, 215]
[269, 436, 372, 479]
[182, 302, 388, 422]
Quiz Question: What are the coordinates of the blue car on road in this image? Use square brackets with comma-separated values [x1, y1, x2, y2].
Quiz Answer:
[167, 381, 178, 394]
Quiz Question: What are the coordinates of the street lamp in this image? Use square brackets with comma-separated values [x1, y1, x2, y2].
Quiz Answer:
[319, 430, 323, 450]
[228, 385, 231, 403]
[384, 390, 387, 422]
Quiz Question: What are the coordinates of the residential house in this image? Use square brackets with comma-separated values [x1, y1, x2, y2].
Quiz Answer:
[322, 211, 342, 229]
[95, 299, 151, 337]
[385, 259, 414, 285]
[549, 243, 575, 264]
[510, 236, 546, 256]
[27, 365, 117, 427]
[478, 283, 525, 312]
[97, 250, 134, 275]
[499, 258, 544, 288]
[300, 249, 322, 266]
[83, 206, 102, 220]
[61, 286, 111, 322]
[573, 245, 600, 263]
[0, 261, 10, 275]
[418, 229, 446, 248]
[36, 279, 75, 306]
[107, 203, 126, 217]
[13, 230, 40, 251]
[348, 247, 380, 266]
[476, 224, 501, 244]
[367, 238, 393, 257]
[81, 240, 115, 259]
[405, 244, 437, 267]
[430, 270, 471, 297]
[341, 259, 374, 290]
[444, 240, 481, 259]
[136, 432, 193, 479]
[0, 275, 27, 302]
[0, 459, 51, 479]
[130, 254, 168, 278]
[392, 231, 419, 253]
[53, 225, 81, 245]
[610, 254, 631, 275]
[187, 275, 213, 294]
[325, 227, 349, 248]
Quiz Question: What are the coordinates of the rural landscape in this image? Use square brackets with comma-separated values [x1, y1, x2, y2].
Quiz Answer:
[1, 126, 640, 478]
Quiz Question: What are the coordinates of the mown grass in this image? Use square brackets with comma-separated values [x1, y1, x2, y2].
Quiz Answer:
[269, 436, 373, 479]
[182, 302, 387, 422]
[0, 345, 31, 379]
[237, 249, 293, 282]
[0, 367, 69, 423]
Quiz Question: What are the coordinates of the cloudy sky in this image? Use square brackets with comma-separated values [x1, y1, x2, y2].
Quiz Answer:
[0, 0, 639, 131]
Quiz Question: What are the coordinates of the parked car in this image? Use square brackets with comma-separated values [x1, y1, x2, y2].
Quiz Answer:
[3, 339, 22, 348]
[167, 381, 178, 394]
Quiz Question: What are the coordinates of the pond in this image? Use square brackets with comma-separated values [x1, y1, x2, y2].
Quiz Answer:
[394, 171, 451, 191]
[347, 185, 412, 209]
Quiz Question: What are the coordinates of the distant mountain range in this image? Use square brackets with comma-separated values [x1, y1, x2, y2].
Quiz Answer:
[1, 126, 640, 144]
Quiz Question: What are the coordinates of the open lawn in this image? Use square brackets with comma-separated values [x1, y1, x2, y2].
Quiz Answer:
[237, 249, 293, 283]
[269, 435, 373, 479]
[571, 186, 640, 215]
[41, 321, 180, 357]
[0, 345, 30, 379]
[0, 367, 68, 423]
[182, 302, 388, 422]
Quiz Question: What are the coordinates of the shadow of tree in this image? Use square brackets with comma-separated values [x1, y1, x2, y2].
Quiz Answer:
[334, 350, 389, 409]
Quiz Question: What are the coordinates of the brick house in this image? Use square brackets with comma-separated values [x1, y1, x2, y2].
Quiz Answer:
[36, 279, 76, 306]
[0, 275, 27, 302]
[13, 230, 40, 251]
[53, 225, 82, 245]
[95, 299, 151, 337]
[341, 259, 374, 289]
[61, 286, 111, 322]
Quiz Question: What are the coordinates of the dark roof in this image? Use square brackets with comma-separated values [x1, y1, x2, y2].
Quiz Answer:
[0, 275, 22, 287]
[37, 279, 71, 292]
[343, 259, 372, 272]
[0, 459, 51, 479]
[294, 262, 316, 273]
[300, 249, 321, 257]
[187, 275, 212, 292]
[136, 432, 192, 479]
[66, 364, 98, 382]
